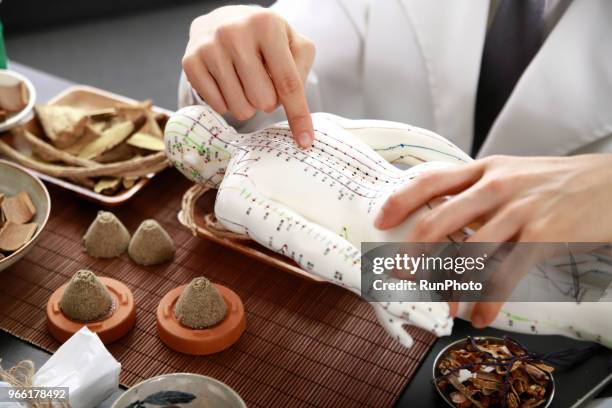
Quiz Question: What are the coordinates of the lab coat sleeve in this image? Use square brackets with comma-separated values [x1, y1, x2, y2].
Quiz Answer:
[178, 0, 367, 132]
[570, 133, 612, 154]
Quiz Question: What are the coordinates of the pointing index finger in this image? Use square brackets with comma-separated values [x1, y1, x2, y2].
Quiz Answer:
[260, 28, 314, 148]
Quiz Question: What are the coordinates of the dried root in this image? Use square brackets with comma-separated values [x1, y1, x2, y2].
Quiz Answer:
[0, 139, 169, 178]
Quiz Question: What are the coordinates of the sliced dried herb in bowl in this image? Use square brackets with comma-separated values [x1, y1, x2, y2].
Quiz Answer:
[434, 336, 555, 408]
[0, 190, 38, 254]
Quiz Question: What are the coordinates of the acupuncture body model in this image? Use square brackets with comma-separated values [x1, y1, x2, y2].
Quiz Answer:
[165, 104, 612, 348]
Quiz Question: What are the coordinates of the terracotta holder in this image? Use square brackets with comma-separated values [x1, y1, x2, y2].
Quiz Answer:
[156, 283, 246, 355]
[46, 277, 136, 344]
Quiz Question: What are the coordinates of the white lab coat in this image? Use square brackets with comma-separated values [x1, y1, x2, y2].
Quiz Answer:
[179, 0, 612, 158]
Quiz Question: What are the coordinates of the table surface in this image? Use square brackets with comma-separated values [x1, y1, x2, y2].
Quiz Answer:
[1, 61, 611, 408]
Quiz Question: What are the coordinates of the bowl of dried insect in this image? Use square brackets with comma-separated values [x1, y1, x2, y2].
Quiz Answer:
[433, 336, 555, 408]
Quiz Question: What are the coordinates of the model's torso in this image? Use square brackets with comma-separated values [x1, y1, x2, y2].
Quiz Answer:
[220, 121, 441, 247]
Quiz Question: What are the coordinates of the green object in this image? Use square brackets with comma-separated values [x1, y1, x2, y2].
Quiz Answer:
[0, 20, 7, 69]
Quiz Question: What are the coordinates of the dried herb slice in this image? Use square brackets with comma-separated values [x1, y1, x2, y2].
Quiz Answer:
[86, 107, 117, 120]
[1, 191, 36, 224]
[93, 178, 121, 194]
[122, 176, 139, 190]
[96, 142, 135, 164]
[126, 132, 165, 151]
[19, 129, 96, 167]
[139, 110, 164, 138]
[0, 221, 38, 252]
[63, 124, 102, 156]
[35, 105, 89, 148]
[0, 78, 28, 112]
[116, 100, 153, 123]
[78, 121, 134, 160]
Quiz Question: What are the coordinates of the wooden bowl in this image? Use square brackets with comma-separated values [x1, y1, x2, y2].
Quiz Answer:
[0, 159, 50, 272]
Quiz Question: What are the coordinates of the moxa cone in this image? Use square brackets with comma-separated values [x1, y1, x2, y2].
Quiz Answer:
[60, 270, 113, 322]
[128, 219, 175, 266]
[83, 211, 130, 258]
[174, 277, 227, 329]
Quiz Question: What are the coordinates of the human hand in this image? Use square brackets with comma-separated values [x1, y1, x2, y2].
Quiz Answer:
[375, 154, 612, 327]
[183, 6, 316, 148]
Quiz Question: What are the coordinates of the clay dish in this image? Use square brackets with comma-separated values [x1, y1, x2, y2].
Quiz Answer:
[157, 282, 245, 355]
[47, 276, 136, 344]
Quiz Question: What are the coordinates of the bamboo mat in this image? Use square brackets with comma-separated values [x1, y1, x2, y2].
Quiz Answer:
[0, 169, 436, 408]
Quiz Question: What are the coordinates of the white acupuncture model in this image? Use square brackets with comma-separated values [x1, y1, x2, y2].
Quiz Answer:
[165, 104, 612, 348]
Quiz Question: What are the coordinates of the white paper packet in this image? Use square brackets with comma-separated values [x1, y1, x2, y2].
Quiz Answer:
[0, 382, 20, 408]
[32, 327, 120, 408]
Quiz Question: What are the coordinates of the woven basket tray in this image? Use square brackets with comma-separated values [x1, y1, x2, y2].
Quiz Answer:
[178, 184, 324, 282]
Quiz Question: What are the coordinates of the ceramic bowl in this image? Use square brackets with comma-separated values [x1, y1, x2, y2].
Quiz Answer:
[0, 159, 51, 272]
[111, 373, 246, 408]
[432, 336, 555, 408]
[0, 69, 36, 133]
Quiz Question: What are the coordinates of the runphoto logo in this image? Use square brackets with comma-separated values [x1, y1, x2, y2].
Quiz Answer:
[371, 253, 488, 275]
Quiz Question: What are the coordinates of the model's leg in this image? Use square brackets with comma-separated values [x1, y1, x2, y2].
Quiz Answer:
[215, 173, 453, 347]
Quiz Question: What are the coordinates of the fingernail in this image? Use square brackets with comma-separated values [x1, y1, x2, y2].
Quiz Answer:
[471, 314, 485, 329]
[297, 132, 313, 148]
[374, 209, 386, 229]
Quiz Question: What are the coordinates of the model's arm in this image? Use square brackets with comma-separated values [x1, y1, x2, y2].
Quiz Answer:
[313, 113, 472, 167]
[214, 174, 453, 348]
